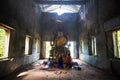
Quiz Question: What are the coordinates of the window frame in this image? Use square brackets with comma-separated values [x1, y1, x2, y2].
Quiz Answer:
[36, 38, 40, 54]
[91, 36, 97, 56]
[112, 29, 120, 58]
[25, 35, 31, 55]
[0, 24, 11, 59]
[81, 40, 84, 54]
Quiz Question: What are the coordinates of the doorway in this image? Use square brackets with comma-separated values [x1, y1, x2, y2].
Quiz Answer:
[44, 41, 76, 59]
[67, 41, 76, 58]
[44, 41, 51, 58]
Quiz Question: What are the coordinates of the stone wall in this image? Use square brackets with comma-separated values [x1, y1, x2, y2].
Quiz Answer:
[79, 0, 120, 75]
[0, 54, 39, 77]
[0, 0, 41, 77]
[40, 12, 78, 41]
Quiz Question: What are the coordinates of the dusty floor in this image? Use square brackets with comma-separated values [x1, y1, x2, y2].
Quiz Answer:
[1, 59, 119, 80]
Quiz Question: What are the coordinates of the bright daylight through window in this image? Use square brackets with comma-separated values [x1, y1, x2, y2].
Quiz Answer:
[0, 26, 10, 58]
[113, 30, 120, 58]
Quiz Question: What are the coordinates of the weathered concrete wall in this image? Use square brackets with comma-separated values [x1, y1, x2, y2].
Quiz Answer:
[79, 0, 120, 75]
[0, 0, 41, 77]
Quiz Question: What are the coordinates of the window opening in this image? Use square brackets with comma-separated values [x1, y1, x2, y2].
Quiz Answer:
[36, 39, 40, 54]
[91, 36, 97, 56]
[25, 35, 30, 55]
[81, 40, 84, 54]
[0, 26, 10, 58]
[113, 30, 120, 58]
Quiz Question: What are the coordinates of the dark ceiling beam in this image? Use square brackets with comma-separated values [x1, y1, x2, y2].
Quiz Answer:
[34, 0, 86, 5]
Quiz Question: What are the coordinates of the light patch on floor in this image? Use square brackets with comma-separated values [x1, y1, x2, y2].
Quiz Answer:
[3, 59, 119, 80]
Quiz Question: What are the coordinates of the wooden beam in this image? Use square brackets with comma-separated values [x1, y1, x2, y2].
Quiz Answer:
[34, 0, 86, 5]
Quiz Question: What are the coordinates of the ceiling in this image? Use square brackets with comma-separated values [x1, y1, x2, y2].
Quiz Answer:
[34, 0, 86, 15]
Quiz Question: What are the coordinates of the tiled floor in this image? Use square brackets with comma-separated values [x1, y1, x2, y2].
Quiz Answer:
[1, 59, 119, 80]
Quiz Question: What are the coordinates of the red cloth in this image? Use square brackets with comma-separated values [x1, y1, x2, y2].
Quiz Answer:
[66, 56, 72, 64]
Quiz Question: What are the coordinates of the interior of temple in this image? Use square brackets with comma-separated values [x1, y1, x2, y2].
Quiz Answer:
[0, 0, 120, 80]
